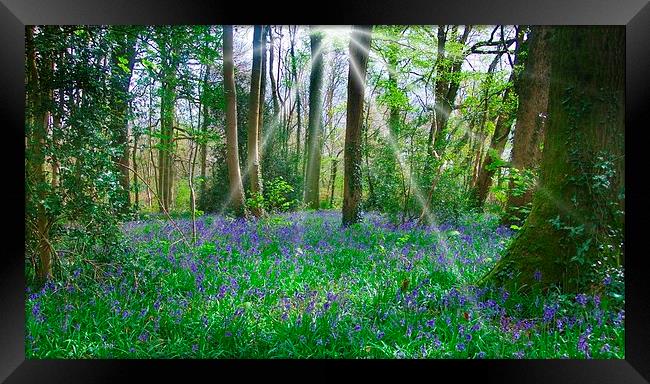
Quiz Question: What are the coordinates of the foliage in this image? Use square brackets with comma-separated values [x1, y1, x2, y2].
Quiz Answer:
[264, 177, 299, 213]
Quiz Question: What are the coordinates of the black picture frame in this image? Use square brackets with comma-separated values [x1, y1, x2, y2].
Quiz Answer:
[2, 0, 648, 382]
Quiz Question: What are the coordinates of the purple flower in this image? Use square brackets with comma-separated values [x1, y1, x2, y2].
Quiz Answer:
[578, 334, 590, 357]
[533, 270, 542, 282]
[192, 344, 199, 353]
[601, 344, 611, 353]
[477, 351, 486, 359]
[543, 303, 559, 322]
[613, 310, 624, 326]
[138, 332, 149, 342]
[456, 343, 465, 352]
[557, 318, 565, 332]
[353, 324, 362, 332]
[575, 294, 588, 307]
[376, 330, 385, 339]
[593, 294, 601, 308]
[426, 319, 436, 328]
[603, 275, 612, 286]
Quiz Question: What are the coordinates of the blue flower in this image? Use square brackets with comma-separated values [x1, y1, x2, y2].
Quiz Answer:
[575, 294, 588, 307]
[543, 303, 559, 322]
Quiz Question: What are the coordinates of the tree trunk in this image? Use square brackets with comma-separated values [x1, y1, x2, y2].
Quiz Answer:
[110, 26, 138, 211]
[156, 29, 177, 213]
[258, 26, 267, 162]
[482, 26, 625, 292]
[223, 25, 247, 217]
[290, 26, 302, 173]
[268, 26, 281, 120]
[329, 156, 339, 208]
[199, 65, 210, 210]
[472, 72, 517, 207]
[26, 26, 53, 283]
[505, 26, 552, 225]
[304, 27, 325, 209]
[247, 25, 264, 217]
[342, 25, 372, 227]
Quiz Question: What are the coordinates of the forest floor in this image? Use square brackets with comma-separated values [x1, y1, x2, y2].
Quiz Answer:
[26, 210, 624, 358]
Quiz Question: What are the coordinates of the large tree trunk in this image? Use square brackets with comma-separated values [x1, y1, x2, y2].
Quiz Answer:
[26, 26, 53, 283]
[247, 25, 264, 217]
[223, 26, 247, 217]
[342, 25, 372, 227]
[482, 26, 625, 292]
[304, 27, 325, 209]
[505, 26, 552, 225]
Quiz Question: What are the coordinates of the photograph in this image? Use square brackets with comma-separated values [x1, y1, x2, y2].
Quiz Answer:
[23, 24, 627, 360]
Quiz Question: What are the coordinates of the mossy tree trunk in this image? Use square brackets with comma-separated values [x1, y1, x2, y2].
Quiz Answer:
[304, 28, 325, 209]
[482, 26, 625, 292]
[342, 25, 372, 227]
[26, 26, 53, 283]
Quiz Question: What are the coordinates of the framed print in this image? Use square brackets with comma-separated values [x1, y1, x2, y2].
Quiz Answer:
[2, 0, 649, 382]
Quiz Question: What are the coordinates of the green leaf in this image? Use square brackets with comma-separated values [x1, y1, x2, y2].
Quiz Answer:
[117, 62, 131, 74]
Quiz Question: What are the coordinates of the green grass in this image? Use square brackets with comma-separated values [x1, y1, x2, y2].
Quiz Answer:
[25, 211, 624, 359]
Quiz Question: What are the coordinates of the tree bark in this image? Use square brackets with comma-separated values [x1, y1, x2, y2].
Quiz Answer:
[482, 26, 625, 292]
[342, 25, 372, 227]
[247, 25, 264, 217]
[304, 27, 325, 209]
[26, 26, 53, 283]
[110, 26, 138, 212]
[223, 26, 247, 217]
[199, 64, 210, 210]
[258, 26, 267, 162]
[289, 26, 302, 173]
[268, 26, 281, 120]
[156, 28, 177, 213]
[505, 26, 552, 225]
